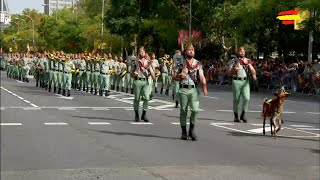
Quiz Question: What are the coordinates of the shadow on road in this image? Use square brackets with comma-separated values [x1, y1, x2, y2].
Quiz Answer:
[90, 129, 180, 140]
[227, 131, 320, 142]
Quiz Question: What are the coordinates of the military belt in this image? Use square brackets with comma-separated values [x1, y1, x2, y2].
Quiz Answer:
[135, 77, 147, 81]
[233, 77, 247, 81]
[180, 84, 196, 89]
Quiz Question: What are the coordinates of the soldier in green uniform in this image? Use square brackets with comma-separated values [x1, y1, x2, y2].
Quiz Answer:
[35, 53, 44, 87]
[85, 54, 92, 93]
[177, 44, 208, 141]
[6, 54, 13, 78]
[62, 55, 75, 96]
[160, 55, 170, 95]
[125, 52, 135, 94]
[99, 56, 111, 96]
[57, 52, 64, 94]
[22, 53, 31, 82]
[228, 47, 256, 123]
[92, 56, 101, 95]
[117, 56, 127, 92]
[151, 53, 160, 94]
[47, 53, 56, 92]
[43, 53, 49, 90]
[77, 53, 87, 91]
[131, 47, 155, 122]
[172, 50, 185, 108]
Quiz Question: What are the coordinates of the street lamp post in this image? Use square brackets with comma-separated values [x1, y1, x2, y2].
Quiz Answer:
[15, 17, 27, 29]
[24, 15, 35, 51]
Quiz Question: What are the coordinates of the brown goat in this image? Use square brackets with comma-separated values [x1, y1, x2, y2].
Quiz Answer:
[262, 88, 289, 139]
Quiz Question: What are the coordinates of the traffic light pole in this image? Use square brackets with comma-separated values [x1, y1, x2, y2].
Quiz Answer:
[307, 9, 314, 64]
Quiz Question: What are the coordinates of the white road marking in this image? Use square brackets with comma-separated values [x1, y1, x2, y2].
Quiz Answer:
[88, 122, 111, 125]
[248, 110, 261, 113]
[58, 107, 76, 110]
[1, 86, 39, 107]
[283, 111, 296, 114]
[203, 96, 219, 99]
[154, 108, 173, 111]
[247, 128, 271, 133]
[58, 96, 74, 100]
[286, 100, 297, 102]
[130, 122, 153, 125]
[211, 124, 251, 134]
[306, 112, 320, 115]
[44, 122, 68, 125]
[153, 104, 175, 109]
[171, 122, 190, 125]
[290, 125, 313, 128]
[216, 110, 233, 112]
[216, 110, 296, 114]
[92, 107, 110, 110]
[122, 97, 135, 100]
[0, 107, 5, 110]
[211, 123, 234, 126]
[16, 80, 26, 84]
[125, 108, 134, 111]
[22, 107, 41, 110]
[297, 128, 320, 131]
[282, 127, 320, 138]
[0, 123, 22, 126]
[250, 123, 270, 126]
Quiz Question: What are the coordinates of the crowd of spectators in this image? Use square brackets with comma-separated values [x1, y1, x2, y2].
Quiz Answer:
[200, 57, 320, 96]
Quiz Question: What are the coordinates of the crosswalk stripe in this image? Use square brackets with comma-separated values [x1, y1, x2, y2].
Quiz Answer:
[0, 123, 22, 126]
[297, 128, 320, 131]
[44, 122, 68, 125]
[130, 122, 153, 125]
[210, 123, 234, 126]
[170, 122, 190, 125]
[88, 122, 111, 125]
[290, 125, 313, 128]
[247, 128, 271, 133]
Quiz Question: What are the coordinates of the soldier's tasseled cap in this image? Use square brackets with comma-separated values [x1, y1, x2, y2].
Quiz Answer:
[186, 43, 194, 50]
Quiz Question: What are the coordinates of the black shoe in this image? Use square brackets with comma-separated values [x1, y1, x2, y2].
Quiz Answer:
[160, 87, 163, 94]
[172, 93, 175, 100]
[240, 111, 247, 123]
[155, 87, 158, 93]
[175, 101, 179, 108]
[58, 88, 61, 94]
[126, 88, 128, 93]
[25, 78, 29, 83]
[150, 94, 153, 100]
[135, 111, 140, 122]
[188, 123, 197, 141]
[121, 87, 124, 92]
[99, 90, 103, 96]
[234, 112, 240, 122]
[131, 88, 134, 94]
[62, 89, 66, 96]
[181, 126, 188, 140]
[94, 89, 97, 95]
[36, 81, 39, 87]
[116, 86, 119, 92]
[48, 85, 51, 92]
[67, 90, 70, 97]
[165, 89, 169, 95]
[111, 85, 114, 90]
[86, 87, 89, 92]
[83, 86, 86, 91]
[45, 84, 48, 90]
[54, 87, 57, 93]
[141, 110, 149, 122]
[105, 90, 109, 97]
[90, 88, 93, 94]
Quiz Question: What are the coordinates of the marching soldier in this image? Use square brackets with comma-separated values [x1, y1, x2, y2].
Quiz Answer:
[125, 52, 135, 94]
[151, 53, 160, 94]
[131, 47, 155, 122]
[108, 53, 115, 90]
[172, 50, 185, 108]
[62, 55, 75, 96]
[22, 53, 31, 82]
[228, 47, 256, 123]
[77, 54, 87, 91]
[92, 56, 101, 95]
[43, 53, 49, 90]
[177, 43, 208, 141]
[57, 52, 64, 94]
[117, 56, 127, 92]
[85, 54, 92, 93]
[160, 55, 170, 95]
[99, 56, 111, 96]
[113, 55, 119, 91]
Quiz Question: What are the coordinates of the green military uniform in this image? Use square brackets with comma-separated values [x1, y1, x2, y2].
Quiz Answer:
[229, 57, 251, 123]
[125, 55, 135, 94]
[116, 61, 127, 92]
[77, 58, 86, 91]
[99, 59, 111, 96]
[160, 59, 170, 95]
[112, 60, 119, 91]
[22, 57, 30, 82]
[151, 59, 160, 94]
[85, 57, 92, 92]
[57, 58, 64, 94]
[62, 58, 74, 96]
[43, 57, 49, 90]
[133, 58, 151, 122]
[179, 58, 203, 141]
[48, 56, 59, 93]
[173, 53, 185, 107]
[92, 58, 101, 95]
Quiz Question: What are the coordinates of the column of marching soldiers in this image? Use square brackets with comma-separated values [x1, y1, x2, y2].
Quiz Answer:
[1, 51, 180, 107]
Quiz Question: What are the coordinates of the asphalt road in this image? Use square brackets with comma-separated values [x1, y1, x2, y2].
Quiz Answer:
[1, 71, 319, 180]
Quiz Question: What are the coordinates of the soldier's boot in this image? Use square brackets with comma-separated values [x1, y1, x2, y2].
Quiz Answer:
[130, 88, 133, 94]
[99, 90, 103, 96]
[54, 87, 57, 93]
[181, 126, 188, 140]
[116, 86, 119, 92]
[71, 83, 74, 89]
[83, 86, 86, 91]
[90, 88, 93, 94]
[165, 89, 169, 95]
[234, 112, 240, 122]
[86, 87, 89, 92]
[141, 110, 149, 122]
[126, 88, 128, 93]
[45, 83, 48, 90]
[240, 111, 247, 123]
[160, 87, 163, 94]
[67, 90, 71, 97]
[175, 101, 179, 108]
[48, 85, 52, 92]
[121, 87, 124, 92]
[105, 90, 109, 97]
[94, 89, 98, 95]
[150, 93, 153, 100]
[62, 89, 66, 96]
[188, 123, 197, 141]
[134, 111, 140, 122]
[25, 78, 29, 83]
[155, 87, 158, 94]
[58, 88, 61, 94]
[111, 85, 114, 90]
[172, 93, 175, 100]
[36, 81, 39, 87]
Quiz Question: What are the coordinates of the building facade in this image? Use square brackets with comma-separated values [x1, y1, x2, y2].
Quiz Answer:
[44, 0, 79, 15]
[0, 0, 11, 28]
